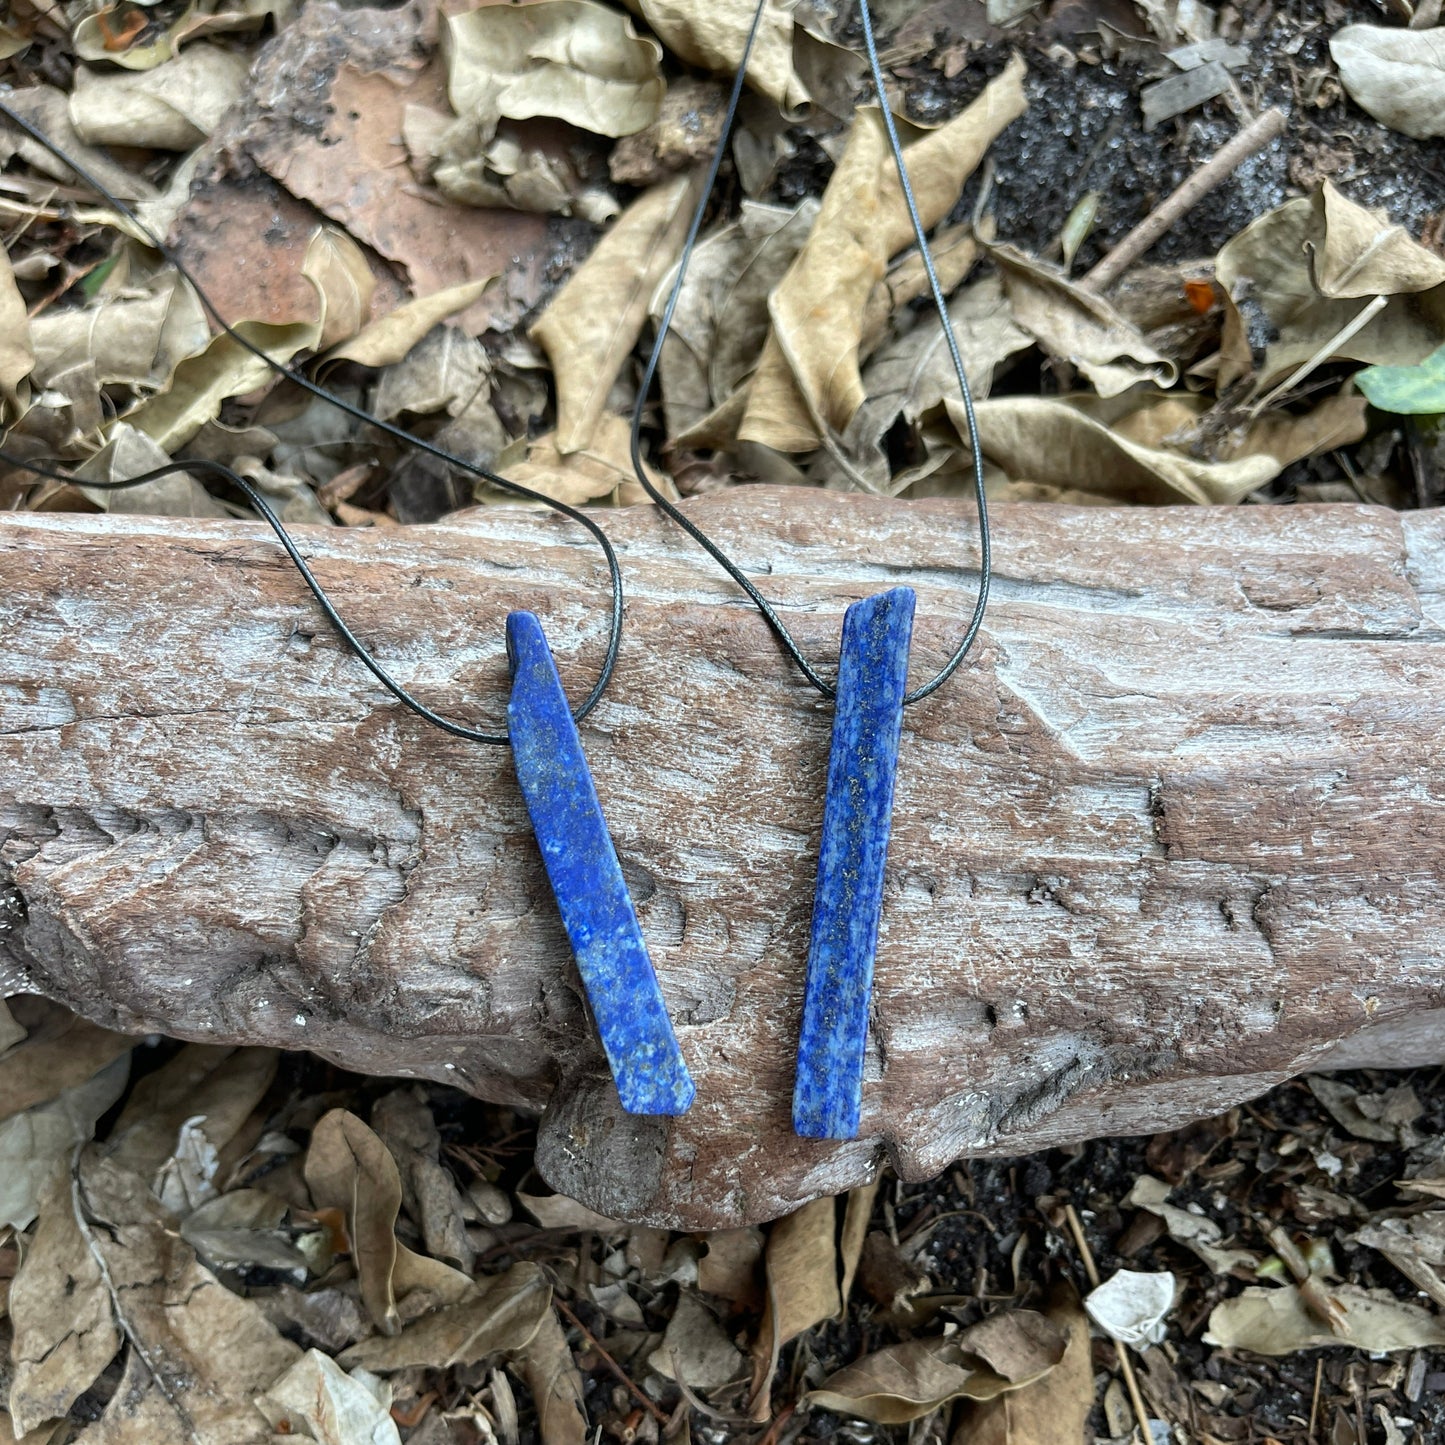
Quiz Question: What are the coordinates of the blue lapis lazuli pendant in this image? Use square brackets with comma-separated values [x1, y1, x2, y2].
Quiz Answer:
[506, 611, 695, 1116]
[793, 587, 916, 1140]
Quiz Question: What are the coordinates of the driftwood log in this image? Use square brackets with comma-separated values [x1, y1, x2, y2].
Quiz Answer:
[3, 492, 1444, 1228]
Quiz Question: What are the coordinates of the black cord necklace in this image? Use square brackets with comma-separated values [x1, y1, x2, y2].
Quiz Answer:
[0, 101, 622, 746]
[0, 0, 993, 1132]
[626, 0, 993, 1138]
[0, 98, 700, 1113]
[630, 0, 991, 703]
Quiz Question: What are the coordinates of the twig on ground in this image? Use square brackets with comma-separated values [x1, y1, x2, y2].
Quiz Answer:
[1065, 1203, 1152, 1445]
[1249, 294, 1388, 417]
[1083, 108, 1286, 290]
[555, 1296, 669, 1425]
[755, 1402, 796, 1445]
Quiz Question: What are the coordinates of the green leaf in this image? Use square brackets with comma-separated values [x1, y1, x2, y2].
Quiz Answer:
[79, 254, 120, 299]
[1356, 343, 1445, 415]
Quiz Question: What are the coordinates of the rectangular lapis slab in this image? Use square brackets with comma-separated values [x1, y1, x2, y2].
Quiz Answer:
[506, 611, 694, 1116]
[793, 587, 916, 1139]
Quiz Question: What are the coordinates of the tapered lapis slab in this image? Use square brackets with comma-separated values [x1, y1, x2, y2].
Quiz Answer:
[793, 587, 916, 1139]
[506, 611, 694, 1116]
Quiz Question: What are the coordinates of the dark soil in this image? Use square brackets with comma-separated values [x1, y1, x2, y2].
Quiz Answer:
[799, 0, 1445, 270]
[247, 1050, 1445, 1445]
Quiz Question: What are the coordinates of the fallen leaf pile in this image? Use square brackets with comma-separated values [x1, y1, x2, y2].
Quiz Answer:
[2, 0, 1445, 523]
[7, 997, 1445, 1442]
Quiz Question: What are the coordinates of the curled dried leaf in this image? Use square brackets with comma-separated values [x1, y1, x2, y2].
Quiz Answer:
[1205, 1282, 1445, 1355]
[532, 171, 702, 454]
[444, 1, 664, 140]
[806, 1310, 1064, 1425]
[1330, 25, 1445, 141]
[339, 1262, 552, 1372]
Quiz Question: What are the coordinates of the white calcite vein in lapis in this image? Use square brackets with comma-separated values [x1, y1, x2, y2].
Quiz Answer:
[793, 587, 916, 1139]
[506, 611, 694, 1116]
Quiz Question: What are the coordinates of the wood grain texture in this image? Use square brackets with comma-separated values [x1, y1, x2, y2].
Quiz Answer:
[2, 492, 1444, 1227]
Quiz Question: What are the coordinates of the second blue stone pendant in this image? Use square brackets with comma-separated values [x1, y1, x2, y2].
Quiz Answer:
[793, 587, 916, 1139]
[506, 611, 695, 1116]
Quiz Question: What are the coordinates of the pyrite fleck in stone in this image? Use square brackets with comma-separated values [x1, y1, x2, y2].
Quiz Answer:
[506, 611, 694, 1116]
[793, 587, 916, 1139]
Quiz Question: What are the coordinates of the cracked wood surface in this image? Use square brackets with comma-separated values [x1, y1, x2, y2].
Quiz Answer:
[2, 491, 1444, 1227]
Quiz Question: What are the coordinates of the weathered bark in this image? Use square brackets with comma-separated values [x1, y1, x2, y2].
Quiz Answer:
[3, 492, 1444, 1227]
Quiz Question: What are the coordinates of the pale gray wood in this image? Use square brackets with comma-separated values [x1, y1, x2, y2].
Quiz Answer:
[2, 493, 1443, 1227]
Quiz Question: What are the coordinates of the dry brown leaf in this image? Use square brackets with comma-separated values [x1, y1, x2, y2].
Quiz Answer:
[1124, 1176, 1258, 1275]
[328, 276, 497, 370]
[806, 1309, 1065, 1425]
[532, 171, 702, 452]
[636, 0, 806, 111]
[8, 1175, 122, 1434]
[305, 1109, 472, 1336]
[739, 55, 1027, 453]
[517, 1188, 627, 1232]
[303, 227, 377, 352]
[518, 1305, 589, 1445]
[651, 198, 818, 438]
[1311, 184, 1445, 299]
[990, 243, 1176, 396]
[1214, 184, 1445, 393]
[435, 116, 617, 220]
[1353, 1212, 1445, 1267]
[444, 1, 664, 139]
[180, 1189, 311, 1281]
[0, 87, 156, 201]
[697, 1226, 764, 1304]
[829, 272, 1032, 493]
[68, 45, 251, 150]
[305, 1109, 407, 1335]
[339, 1262, 552, 1371]
[1330, 25, 1445, 141]
[750, 1196, 840, 1415]
[853, 1232, 931, 1313]
[649, 1291, 746, 1391]
[28, 270, 209, 391]
[0, 1410, 63, 1445]
[1307, 1076, 1420, 1144]
[72, 1151, 301, 1443]
[0, 1001, 134, 1126]
[858, 223, 980, 357]
[0, 997, 26, 1055]
[106, 1044, 278, 1195]
[76, 423, 230, 518]
[952, 1288, 1094, 1445]
[0, 1055, 130, 1232]
[72, 0, 292, 71]
[499, 413, 673, 507]
[371, 326, 492, 422]
[1225, 392, 1368, 468]
[257, 1349, 401, 1445]
[372, 1087, 473, 1273]
[838, 1177, 881, 1311]
[124, 317, 321, 454]
[218, 5, 541, 334]
[1204, 1282, 1445, 1354]
[961, 395, 1279, 505]
[0, 243, 34, 412]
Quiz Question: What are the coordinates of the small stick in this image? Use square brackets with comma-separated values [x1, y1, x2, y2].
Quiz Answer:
[1084, 109, 1286, 290]
[554, 1296, 669, 1426]
[1065, 1204, 1152, 1445]
[1249, 294, 1387, 416]
[755, 1403, 796, 1445]
[1308, 1357, 1324, 1441]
